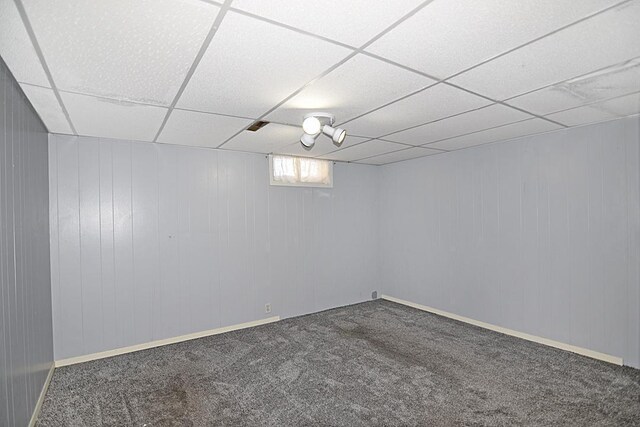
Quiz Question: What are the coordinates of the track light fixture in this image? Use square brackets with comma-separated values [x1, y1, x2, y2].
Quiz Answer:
[300, 112, 347, 148]
[300, 133, 317, 148]
[322, 124, 346, 144]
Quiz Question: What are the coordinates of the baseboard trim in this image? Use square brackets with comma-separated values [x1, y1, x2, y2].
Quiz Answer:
[381, 295, 623, 366]
[55, 316, 281, 368]
[28, 362, 55, 427]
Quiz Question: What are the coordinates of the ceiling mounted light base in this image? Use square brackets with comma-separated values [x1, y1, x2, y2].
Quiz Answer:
[300, 112, 347, 148]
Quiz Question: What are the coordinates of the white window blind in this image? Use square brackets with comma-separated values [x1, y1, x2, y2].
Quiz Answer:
[269, 155, 333, 187]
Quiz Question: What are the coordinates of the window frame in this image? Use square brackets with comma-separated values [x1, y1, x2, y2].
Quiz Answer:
[268, 154, 334, 188]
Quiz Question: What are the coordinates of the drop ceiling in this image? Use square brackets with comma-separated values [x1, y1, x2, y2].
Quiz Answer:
[1, 0, 639, 165]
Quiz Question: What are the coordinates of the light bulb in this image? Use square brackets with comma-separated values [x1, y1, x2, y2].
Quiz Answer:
[302, 116, 321, 135]
[334, 128, 346, 145]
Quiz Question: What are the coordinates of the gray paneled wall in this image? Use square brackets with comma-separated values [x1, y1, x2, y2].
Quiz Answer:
[46, 116, 640, 369]
[379, 116, 640, 368]
[0, 58, 53, 426]
[48, 134, 379, 360]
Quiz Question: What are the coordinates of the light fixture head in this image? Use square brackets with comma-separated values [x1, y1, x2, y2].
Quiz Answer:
[322, 125, 347, 145]
[300, 112, 347, 148]
[302, 116, 321, 135]
[300, 133, 317, 148]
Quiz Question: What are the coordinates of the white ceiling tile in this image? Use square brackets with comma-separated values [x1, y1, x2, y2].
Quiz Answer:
[597, 92, 640, 116]
[0, 0, 49, 87]
[319, 139, 406, 162]
[385, 104, 532, 145]
[507, 58, 640, 115]
[342, 83, 491, 138]
[219, 123, 301, 154]
[357, 147, 441, 165]
[22, 0, 219, 105]
[177, 11, 352, 118]
[276, 135, 371, 158]
[545, 92, 640, 126]
[545, 105, 619, 127]
[426, 118, 562, 151]
[507, 88, 586, 116]
[265, 55, 434, 125]
[451, 2, 640, 100]
[231, 0, 424, 47]
[158, 109, 253, 148]
[61, 92, 167, 141]
[366, 0, 620, 78]
[20, 84, 72, 134]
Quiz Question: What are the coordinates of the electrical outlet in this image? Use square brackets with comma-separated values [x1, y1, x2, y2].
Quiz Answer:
[265, 303, 272, 314]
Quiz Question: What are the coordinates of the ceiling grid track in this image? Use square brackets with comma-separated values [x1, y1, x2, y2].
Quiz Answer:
[215, 0, 439, 150]
[439, 0, 635, 84]
[13, 0, 78, 135]
[337, 0, 635, 139]
[5, 0, 638, 163]
[151, 0, 234, 143]
[500, 56, 640, 104]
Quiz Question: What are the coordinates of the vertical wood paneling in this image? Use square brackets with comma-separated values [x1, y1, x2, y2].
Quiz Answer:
[184, 148, 213, 332]
[56, 136, 83, 358]
[131, 142, 158, 343]
[311, 186, 334, 313]
[625, 118, 640, 368]
[602, 131, 628, 354]
[157, 145, 182, 339]
[112, 141, 135, 348]
[79, 140, 103, 354]
[536, 139, 554, 339]
[0, 57, 53, 427]
[99, 140, 117, 350]
[49, 136, 380, 360]
[380, 116, 640, 368]
[520, 144, 540, 337]
[244, 154, 259, 318]
[0, 55, 12, 427]
[176, 147, 191, 334]
[333, 163, 379, 307]
[480, 148, 500, 325]
[206, 150, 222, 330]
[267, 186, 287, 317]
[498, 145, 523, 331]
[586, 136, 604, 350]
[48, 132, 60, 370]
[219, 152, 254, 325]
[251, 155, 271, 321]
[10, 76, 29, 425]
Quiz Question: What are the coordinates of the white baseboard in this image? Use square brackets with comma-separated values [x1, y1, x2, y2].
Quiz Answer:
[55, 316, 281, 368]
[381, 294, 623, 366]
[28, 362, 55, 427]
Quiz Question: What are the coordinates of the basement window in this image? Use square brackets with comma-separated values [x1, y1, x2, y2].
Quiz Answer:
[269, 155, 333, 188]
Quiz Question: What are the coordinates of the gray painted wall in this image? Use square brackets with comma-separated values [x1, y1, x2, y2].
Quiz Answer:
[0, 58, 54, 426]
[47, 117, 640, 369]
[48, 134, 380, 360]
[380, 116, 640, 368]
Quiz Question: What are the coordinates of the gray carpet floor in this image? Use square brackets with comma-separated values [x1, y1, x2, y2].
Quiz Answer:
[37, 300, 640, 426]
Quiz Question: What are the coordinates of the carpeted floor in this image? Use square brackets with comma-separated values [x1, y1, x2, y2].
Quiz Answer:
[37, 300, 640, 426]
